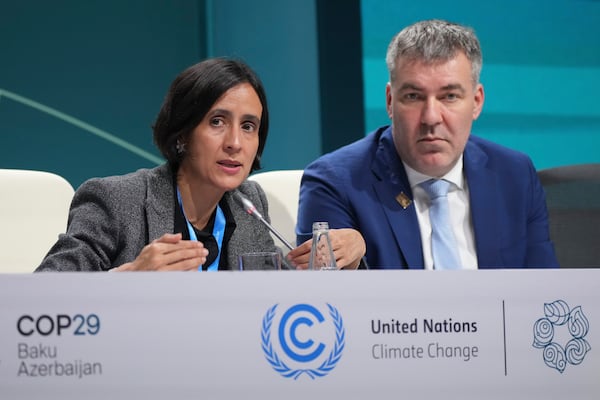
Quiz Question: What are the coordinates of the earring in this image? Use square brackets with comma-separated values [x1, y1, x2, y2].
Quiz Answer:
[176, 140, 186, 154]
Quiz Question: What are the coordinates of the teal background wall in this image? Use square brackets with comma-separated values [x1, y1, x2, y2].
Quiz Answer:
[2, 1, 599, 190]
[361, 0, 600, 170]
[0, 0, 324, 188]
[1, 1, 202, 187]
[205, 0, 322, 178]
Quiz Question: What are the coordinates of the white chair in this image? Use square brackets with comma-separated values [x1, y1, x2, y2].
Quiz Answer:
[248, 170, 303, 250]
[0, 169, 74, 273]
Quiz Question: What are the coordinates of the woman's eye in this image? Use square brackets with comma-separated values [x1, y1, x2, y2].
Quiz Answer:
[210, 118, 224, 126]
[242, 122, 256, 132]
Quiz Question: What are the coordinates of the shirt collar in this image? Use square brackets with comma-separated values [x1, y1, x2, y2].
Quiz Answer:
[404, 154, 465, 191]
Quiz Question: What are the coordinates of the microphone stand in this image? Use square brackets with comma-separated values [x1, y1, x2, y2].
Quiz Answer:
[234, 193, 295, 251]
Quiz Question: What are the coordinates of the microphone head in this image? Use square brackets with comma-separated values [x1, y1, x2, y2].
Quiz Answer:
[234, 192, 263, 220]
[233, 190, 294, 251]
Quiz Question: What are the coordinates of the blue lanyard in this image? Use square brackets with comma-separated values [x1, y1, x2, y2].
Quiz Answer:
[176, 187, 225, 271]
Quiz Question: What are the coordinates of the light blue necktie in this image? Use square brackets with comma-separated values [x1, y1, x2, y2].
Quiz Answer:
[420, 179, 461, 270]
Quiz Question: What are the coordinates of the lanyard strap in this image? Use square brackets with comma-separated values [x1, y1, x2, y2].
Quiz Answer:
[176, 188, 225, 271]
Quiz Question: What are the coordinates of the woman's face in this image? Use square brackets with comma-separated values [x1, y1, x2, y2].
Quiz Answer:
[180, 83, 262, 194]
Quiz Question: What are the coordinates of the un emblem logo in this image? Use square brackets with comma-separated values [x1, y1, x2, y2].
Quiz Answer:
[532, 299, 591, 373]
[261, 303, 345, 379]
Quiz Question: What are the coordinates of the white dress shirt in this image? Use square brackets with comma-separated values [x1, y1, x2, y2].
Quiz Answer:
[404, 156, 478, 270]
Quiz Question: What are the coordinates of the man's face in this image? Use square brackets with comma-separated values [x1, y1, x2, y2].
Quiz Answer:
[386, 52, 484, 177]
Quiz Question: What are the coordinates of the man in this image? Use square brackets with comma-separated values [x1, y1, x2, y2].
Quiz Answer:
[295, 19, 559, 269]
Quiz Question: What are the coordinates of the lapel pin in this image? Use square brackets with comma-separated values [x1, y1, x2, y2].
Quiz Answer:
[395, 192, 412, 209]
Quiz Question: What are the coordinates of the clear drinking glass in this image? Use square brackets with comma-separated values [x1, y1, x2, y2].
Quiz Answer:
[308, 222, 337, 270]
[238, 252, 281, 271]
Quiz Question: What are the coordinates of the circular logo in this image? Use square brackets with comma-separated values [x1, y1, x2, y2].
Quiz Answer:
[261, 303, 345, 379]
[532, 299, 591, 373]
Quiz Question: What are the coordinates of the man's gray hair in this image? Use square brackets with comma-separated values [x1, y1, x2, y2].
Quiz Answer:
[386, 19, 482, 86]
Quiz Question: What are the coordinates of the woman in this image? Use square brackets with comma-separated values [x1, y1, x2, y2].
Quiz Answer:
[36, 58, 278, 271]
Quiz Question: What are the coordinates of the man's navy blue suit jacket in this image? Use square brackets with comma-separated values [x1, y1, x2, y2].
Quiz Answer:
[297, 126, 559, 269]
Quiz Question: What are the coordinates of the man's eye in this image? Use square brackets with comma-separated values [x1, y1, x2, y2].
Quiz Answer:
[404, 93, 419, 101]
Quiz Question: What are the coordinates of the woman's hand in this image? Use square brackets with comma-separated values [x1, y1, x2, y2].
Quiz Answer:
[286, 228, 366, 270]
[113, 233, 208, 271]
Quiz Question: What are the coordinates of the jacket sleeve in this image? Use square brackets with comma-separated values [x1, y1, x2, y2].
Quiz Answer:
[35, 179, 130, 272]
[297, 156, 358, 246]
[524, 159, 560, 268]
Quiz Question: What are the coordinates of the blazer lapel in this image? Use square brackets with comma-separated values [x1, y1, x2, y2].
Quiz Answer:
[145, 164, 176, 242]
[371, 129, 423, 268]
[464, 142, 502, 268]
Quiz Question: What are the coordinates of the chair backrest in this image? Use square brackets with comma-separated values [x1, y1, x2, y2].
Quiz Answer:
[0, 169, 75, 273]
[248, 170, 303, 249]
[538, 163, 600, 268]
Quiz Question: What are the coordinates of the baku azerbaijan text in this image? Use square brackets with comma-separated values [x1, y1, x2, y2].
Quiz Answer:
[17, 343, 102, 379]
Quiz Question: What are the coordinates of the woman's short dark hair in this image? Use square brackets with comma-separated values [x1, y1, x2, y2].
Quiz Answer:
[153, 58, 269, 171]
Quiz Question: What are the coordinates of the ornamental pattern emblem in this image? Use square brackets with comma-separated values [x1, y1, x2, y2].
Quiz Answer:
[532, 300, 591, 373]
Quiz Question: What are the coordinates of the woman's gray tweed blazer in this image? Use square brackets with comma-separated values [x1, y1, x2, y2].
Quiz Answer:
[36, 164, 278, 271]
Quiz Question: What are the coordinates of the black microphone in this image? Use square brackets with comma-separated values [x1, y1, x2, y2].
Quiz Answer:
[234, 192, 295, 251]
